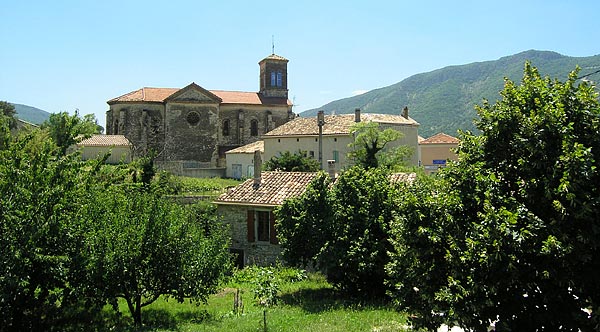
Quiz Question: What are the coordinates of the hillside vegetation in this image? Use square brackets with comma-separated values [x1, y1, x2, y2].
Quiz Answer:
[301, 50, 600, 137]
[12, 103, 51, 124]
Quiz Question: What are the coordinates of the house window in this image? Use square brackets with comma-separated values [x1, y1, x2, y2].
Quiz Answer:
[223, 119, 230, 136]
[333, 150, 339, 163]
[256, 211, 270, 242]
[247, 210, 277, 244]
[250, 120, 258, 136]
[309, 151, 315, 158]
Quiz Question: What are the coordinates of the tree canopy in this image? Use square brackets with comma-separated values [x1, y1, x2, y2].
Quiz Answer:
[263, 150, 320, 172]
[347, 121, 411, 169]
[387, 63, 600, 331]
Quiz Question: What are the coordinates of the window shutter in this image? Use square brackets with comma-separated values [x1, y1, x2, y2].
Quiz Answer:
[269, 211, 278, 244]
[247, 210, 255, 242]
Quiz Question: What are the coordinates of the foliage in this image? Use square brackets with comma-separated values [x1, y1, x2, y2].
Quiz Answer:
[83, 189, 232, 326]
[263, 150, 320, 172]
[388, 64, 600, 331]
[347, 121, 411, 169]
[276, 172, 333, 268]
[41, 111, 101, 155]
[277, 167, 399, 297]
[0, 101, 17, 129]
[0, 129, 103, 331]
[302, 50, 600, 137]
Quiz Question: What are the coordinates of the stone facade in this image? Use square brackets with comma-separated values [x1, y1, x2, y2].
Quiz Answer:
[106, 54, 294, 175]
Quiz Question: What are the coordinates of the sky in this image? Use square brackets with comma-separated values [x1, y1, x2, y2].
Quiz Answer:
[2, 0, 600, 129]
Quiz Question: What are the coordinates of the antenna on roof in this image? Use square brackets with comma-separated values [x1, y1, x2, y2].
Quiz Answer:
[272, 35, 275, 54]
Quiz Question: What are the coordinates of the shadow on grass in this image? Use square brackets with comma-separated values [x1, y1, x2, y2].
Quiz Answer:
[280, 286, 390, 314]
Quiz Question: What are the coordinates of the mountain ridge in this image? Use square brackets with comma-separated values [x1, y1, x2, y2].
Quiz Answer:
[11, 103, 51, 125]
[300, 50, 600, 137]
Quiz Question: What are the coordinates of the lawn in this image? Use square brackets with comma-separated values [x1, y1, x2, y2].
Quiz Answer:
[97, 269, 410, 332]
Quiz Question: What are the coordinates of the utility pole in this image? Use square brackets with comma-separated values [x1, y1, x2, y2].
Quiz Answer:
[317, 110, 325, 170]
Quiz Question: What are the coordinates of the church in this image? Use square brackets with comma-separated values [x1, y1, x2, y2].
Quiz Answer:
[105, 54, 294, 177]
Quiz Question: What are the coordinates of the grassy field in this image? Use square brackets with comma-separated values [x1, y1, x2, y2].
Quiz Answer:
[98, 269, 409, 332]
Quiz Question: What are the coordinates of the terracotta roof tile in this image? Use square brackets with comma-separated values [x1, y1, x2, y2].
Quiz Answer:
[108, 86, 291, 106]
[214, 171, 317, 206]
[420, 132, 459, 144]
[77, 135, 132, 147]
[260, 54, 289, 62]
[264, 113, 418, 137]
[390, 172, 417, 184]
[226, 140, 264, 154]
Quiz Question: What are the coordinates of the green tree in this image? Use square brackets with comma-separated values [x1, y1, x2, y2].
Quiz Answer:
[41, 111, 101, 155]
[263, 150, 320, 172]
[0, 130, 103, 331]
[348, 121, 411, 169]
[84, 188, 232, 326]
[388, 64, 600, 331]
[276, 172, 333, 268]
[0, 101, 17, 129]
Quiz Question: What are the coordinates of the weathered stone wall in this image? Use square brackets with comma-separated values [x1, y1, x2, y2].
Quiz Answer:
[164, 103, 219, 163]
[217, 205, 282, 267]
[106, 103, 165, 156]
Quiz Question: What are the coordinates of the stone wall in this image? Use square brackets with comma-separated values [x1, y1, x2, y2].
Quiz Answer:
[217, 204, 282, 267]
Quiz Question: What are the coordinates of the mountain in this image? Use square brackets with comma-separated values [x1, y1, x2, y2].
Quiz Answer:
[300, 50, 600, 137]
[12, 103, 51, 125]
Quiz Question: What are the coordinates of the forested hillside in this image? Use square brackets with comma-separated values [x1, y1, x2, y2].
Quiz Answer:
[12, 103, 51, 124]
[301, 50, 600, 137]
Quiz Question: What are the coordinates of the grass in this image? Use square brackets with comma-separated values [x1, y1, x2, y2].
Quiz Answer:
[96, 269, 410, 332]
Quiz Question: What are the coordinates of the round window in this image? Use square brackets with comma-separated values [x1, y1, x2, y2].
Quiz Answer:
[186, 111, 200, 125]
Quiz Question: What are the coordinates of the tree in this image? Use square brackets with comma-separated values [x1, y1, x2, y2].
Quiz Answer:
[0, 129, 103, 331]
[84, 187, 232, 326]
[0, 101, 17, 130]
[277, 167, 398, 297]
[388, 64, 600, 331]
[41, 111, 101, 155]
[347, 121, 411, 169]
[263, 150, 320, 172]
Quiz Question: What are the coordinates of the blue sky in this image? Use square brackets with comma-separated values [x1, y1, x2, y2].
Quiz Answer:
[2, 0, 599, 129]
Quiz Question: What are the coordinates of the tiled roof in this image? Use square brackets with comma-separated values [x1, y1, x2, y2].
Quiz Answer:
[420, 132, 459, 144]
[226, 140, 264, 154]
[390, 172, 417, 184]
[260, 54, 289, 62]
[108, 86, 291, 106]
[214, 171, 317, 207]
[264, 113, 419, 137]
[78, 135, 132, 147]
[418, 135, 425, 143]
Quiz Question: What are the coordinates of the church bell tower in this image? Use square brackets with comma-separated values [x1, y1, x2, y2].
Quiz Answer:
[259, 54, 289, 99]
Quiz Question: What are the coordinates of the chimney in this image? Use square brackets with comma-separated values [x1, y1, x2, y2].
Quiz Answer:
[354, 108, 361, 122]
[402, 106, 409, 119]
[253, 150, 262, 188]
[327, 160, 336, 180]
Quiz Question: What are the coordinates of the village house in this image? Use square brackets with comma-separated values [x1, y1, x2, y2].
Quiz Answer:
[75, 134, 133, 164]
[225, 140, 264, 179]
[262, 108, 420, 173]
[214, 151, 318, 267]
[418, 132, 459, 174]
[105, 53, 294, 177]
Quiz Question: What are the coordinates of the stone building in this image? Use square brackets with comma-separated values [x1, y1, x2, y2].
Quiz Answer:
[105, 54, 294, 177]
[214, 152, 318, 267]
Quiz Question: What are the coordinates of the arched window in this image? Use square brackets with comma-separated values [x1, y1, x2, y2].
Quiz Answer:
[222, 119, 230, 136]
[250, 119, 258, 136]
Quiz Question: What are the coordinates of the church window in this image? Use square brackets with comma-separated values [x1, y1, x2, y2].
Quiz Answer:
[270, 72, 276, 86]
[250, 120, 258, 136]
[186, 111, 200, 126]
[223, 119, 230, 136]
[276, 71, 282, 87]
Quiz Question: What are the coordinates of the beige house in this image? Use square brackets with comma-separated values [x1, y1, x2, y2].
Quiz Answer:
[76, 134, 133, 164]
[225, 140, 264, 179]
[418, 132, 459, 174]
[214, 156, 318, 267]
[262, 109, 420, 173]
[105, 53, 294, 177]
